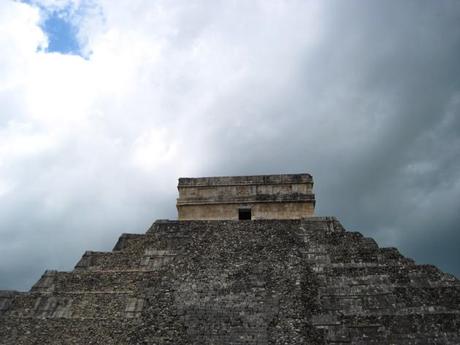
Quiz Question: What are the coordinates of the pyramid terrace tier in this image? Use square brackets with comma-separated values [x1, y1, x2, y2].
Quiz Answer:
[1, 218, 459, 345]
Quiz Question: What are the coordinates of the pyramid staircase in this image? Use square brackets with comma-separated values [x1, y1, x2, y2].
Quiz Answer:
[1, 218, 459, 344]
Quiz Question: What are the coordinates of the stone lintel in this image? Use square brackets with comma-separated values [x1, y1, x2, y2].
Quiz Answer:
[178, 173, 313, 188]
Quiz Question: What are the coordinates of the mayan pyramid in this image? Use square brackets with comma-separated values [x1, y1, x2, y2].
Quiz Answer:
[1, 174, 459, 344]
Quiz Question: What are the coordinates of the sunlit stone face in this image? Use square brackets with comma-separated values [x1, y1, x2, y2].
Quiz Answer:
[176, 174, 316, 220]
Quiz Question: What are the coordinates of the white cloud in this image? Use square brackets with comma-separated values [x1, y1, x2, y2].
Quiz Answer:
[0, 2, 47, 91]
[1, 0, 460, 289]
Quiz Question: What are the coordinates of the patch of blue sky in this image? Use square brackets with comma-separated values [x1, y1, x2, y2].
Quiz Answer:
[42, 10, 81, 55]
[21, 0, 98, 58]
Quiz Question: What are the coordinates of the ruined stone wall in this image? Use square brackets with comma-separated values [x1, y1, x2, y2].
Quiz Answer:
[177, 202, 315, 220]
[177, 174, 315, 220]
[1, 218, 459, 344]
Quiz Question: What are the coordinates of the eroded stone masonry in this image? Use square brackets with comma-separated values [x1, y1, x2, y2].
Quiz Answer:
[1, 174, 459, 344]
[177, 174, 315, 220]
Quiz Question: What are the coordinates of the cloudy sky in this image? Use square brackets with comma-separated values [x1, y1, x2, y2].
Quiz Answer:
[1, 0, 459, 291]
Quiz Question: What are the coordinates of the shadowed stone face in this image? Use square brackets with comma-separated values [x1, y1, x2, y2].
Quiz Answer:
[140, 222, 320, 344]
[136, 220, 322, 344]
[177, 174, 316, 220]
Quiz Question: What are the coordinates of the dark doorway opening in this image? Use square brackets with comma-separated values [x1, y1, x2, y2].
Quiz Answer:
[238, 208, 252, 220]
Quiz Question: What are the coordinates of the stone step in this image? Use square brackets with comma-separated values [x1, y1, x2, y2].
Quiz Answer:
[319, 284, 394, 296]
[112, 233, 146, 252]
[74, 249, 179, 271]
[343, 312, 460, 334]
[319, 293, 398, 313]
[0, 317, 140, 345]
[301, 220, 335, 233]
[0, 291, 23, 317]
[318, 263, 452, 282]
[31, 270, 164, 294]
[349, 332, 460, 345]
[313, 262, 409, 276]
[393, 285, 460, 309]
[319, 273, 391, 286]
[319, 274, 458, 289]
[2, 292, 145, 319]
[318, 313, 460, 344]
[74, 251, 143, 271]
[301, 231, 414, 267]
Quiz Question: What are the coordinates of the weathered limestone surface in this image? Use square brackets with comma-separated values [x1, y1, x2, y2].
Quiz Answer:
[1, 218, 459, 344]
[177, 174, 315, 220]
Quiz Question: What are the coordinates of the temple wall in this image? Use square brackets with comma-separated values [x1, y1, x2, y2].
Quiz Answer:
[176, 173, 315, 220]
[177, 202, 315, 220]
[178, 182, 312, 200]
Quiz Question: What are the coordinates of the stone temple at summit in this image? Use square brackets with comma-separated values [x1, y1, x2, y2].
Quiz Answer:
[1, 173, 459, 344]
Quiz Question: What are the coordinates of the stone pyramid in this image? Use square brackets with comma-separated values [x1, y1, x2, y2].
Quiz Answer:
[1, 174, 459, 344]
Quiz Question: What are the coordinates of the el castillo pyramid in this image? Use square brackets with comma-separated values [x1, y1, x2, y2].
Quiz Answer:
[1, 174, 459, 344]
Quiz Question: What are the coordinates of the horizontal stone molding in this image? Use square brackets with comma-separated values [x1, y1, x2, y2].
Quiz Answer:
[176, 193, 315, 206]
[178, 173, 313, 187]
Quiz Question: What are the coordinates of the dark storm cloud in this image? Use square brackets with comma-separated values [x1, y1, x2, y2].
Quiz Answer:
[0, 0, 459, 291]
[200, 1, 460, 275]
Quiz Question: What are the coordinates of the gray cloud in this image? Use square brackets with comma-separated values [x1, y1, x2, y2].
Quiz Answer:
[0, 0, 459, 290]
